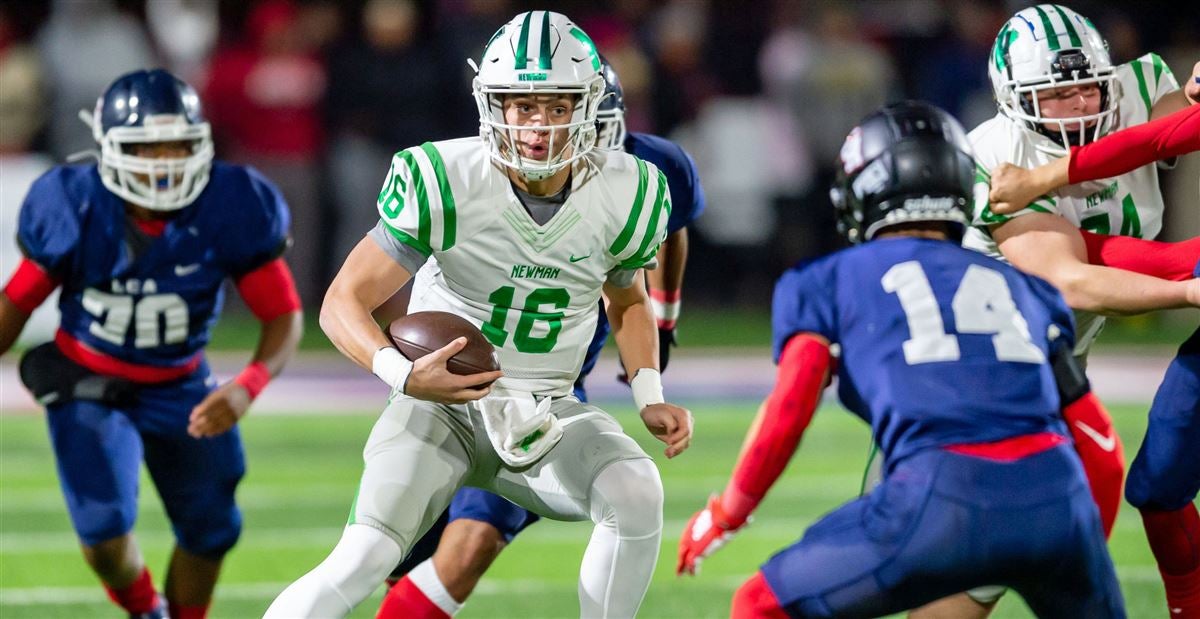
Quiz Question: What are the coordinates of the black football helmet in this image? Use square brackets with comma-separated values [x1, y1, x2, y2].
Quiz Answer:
[829, 101, 975, 244]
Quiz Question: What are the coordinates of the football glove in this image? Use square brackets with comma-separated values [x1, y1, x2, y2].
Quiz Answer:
[676, 494, 749, 576]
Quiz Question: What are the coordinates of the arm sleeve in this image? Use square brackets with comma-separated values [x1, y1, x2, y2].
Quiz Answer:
[1079, 231, 1200, 282]
[1069, 105, 1200, 183]
[235, 258, 301, 322]
[609, 158, 672, 269]
[723, 333, 832, 522]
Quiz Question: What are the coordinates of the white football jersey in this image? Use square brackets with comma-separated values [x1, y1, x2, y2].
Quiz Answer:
[964, 52, 1178, 355]
[378, 137, 670, 396]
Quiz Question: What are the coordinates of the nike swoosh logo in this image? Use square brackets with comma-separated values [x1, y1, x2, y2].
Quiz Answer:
[569, 254, 591, 263]
[175, 263, 201, 276]
[1073, 420, 1116, 452]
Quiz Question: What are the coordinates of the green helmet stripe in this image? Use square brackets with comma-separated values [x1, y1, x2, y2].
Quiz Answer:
[1131, 59, 1153, 118]
[515, 12, 533, 69]
[420, 142, 456, 251]
[993, 23, 1016, 72]
[398, 148, 432, 248]
[485, 26, 504, 53]
[610, 158, 649, 255]
[1050, 5, 1082, 48]
[538, 11, 553, 70]
[568, 27, 601, 71]
[1034, 6, 1061, 51]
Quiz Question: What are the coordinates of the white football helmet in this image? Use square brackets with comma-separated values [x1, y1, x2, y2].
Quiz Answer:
[989, 4, 1120, 154]
[472, 11, 605, 181]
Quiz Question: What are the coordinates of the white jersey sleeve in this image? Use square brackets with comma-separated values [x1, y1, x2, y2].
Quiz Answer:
[607, 157, 671, 271]
[376, 143, 461, 258]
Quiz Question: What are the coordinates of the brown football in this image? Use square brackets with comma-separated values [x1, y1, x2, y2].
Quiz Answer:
[388, 311, 500, 379]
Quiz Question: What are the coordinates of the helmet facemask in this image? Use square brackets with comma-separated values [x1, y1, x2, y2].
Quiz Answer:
[95, 112, 214, 212]
[475, 79, 603, 181]
[1000, 50, 1120, 150]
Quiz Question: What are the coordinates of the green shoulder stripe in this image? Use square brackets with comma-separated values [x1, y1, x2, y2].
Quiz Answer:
[381, 218, 433, 258]
[1130, 60, 1153, 119]
[609, 158, 650, 256]
[629, 170, 670, 264]
[420, 142, 457, 251]
[397, 148, 432, 248]
[1149, 53, 1166, 90]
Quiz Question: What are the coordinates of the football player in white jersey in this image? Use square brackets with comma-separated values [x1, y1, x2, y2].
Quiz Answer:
[264, 11, 692, 619]
[916, 5, 1200, 619]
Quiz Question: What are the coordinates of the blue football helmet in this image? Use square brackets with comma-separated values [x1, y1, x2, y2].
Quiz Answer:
[89, 69, 213, 211]
[596, 56, 626, 152]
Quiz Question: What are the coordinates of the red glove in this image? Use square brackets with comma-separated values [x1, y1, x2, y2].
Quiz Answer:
[677, 494, 749, 576]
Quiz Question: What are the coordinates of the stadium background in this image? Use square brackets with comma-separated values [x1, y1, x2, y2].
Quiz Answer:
[0, 0, 1197, 616]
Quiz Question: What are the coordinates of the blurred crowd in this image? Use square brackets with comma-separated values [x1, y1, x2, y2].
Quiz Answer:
[1, 0, 1198, 309]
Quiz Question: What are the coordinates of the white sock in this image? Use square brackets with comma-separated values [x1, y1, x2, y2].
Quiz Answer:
[578, 459, 664, 619]
[264, 524, 404, 618]
[410, 558, 464, 616]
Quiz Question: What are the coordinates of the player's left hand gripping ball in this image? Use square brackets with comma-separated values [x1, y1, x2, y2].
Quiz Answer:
[676, 494, 748, 576]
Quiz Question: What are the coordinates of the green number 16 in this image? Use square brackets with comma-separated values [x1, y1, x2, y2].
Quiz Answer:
[482, 286, 571, 353]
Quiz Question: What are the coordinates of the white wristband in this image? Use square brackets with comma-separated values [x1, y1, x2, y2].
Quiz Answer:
[372, 346, 414, 393]
[630, 368, 665, 411]
[650, 297, 681, 323]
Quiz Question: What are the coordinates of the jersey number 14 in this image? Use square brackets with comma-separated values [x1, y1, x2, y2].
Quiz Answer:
[882, 261, 1046, 365]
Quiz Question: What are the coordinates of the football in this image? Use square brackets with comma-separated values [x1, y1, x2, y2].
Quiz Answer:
[388, 311, 500, 378]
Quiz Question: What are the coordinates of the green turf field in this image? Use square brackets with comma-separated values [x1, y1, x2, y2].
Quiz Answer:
[0, 403, 1170, 618]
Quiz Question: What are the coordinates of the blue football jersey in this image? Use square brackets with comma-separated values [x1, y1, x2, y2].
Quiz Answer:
[17, 162, 290, 368]
[772, 237, 1075, 469]
[625, 132, 705, 234]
